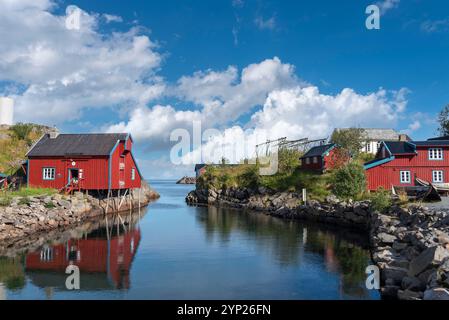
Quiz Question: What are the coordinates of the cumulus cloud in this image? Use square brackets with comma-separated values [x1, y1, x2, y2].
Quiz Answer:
[0, 0, 164, 124]
[174, 57, 301, 124]
[177, 86, 409, 165]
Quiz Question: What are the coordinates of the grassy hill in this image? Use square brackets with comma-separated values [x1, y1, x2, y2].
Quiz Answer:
[0, 123, 56, 175]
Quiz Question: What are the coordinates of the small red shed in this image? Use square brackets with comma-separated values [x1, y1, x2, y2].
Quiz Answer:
[364, 139, 449, 190]
[300, 143, 344, 172]
[26, 133, 142, 191]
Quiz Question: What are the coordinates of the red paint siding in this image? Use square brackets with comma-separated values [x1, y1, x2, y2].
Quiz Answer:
[28, 157, 109, 190]
[366, 146, 449, 190]
[28, 139, 142, 190]
[301, 148, 346, 171]
[109, 141, 142, 190]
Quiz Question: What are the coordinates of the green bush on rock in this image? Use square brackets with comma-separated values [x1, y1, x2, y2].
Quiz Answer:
[330, 162, 366, 200]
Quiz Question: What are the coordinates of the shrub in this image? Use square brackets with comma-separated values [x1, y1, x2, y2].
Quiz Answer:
[370, 187, 392, 212]
[10, 123, 34, 144]
[330, 162, 366, 200]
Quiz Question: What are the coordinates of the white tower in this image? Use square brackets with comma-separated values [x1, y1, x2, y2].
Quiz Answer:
[0, 97, 14, 125]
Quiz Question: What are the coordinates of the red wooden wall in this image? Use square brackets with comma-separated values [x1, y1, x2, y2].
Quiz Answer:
[28, 140, 142, 190]
[366, 146, 449, 190]
[28, 157, 109, 190]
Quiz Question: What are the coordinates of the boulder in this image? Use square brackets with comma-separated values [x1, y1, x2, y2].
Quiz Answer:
[423, 288, 449, 300]
[397, 289, 423, 300]
[377, 232, 396, 245]
[409, 246, 449, 277]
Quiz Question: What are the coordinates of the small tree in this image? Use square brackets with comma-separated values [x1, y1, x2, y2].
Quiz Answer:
[437, 104, 449, 136]
[278, 148, 301, 174]
[330, 128, 365, 157]
[330, 162, 366, 200]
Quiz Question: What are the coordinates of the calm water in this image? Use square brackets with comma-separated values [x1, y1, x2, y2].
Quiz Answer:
[0, 181, 379, 300]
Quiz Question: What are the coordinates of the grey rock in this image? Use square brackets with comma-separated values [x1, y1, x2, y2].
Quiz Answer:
[377, 232, 397, 245]
[397, 289, 423, 300]
[409, 246, 449, 277]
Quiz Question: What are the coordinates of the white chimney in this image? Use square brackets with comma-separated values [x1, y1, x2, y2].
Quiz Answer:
[0, 97, 14, 126]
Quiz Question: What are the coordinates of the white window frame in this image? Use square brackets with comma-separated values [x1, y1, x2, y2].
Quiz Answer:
[131, 168, 136, 181]
[366, 142, 371, 153]
[429, 148, 443, 160]
[313, 156, 318, 164]
[305, 158, 310, 165]
[42, 167, 55, 180]
[432, 170, 444, 183]
[400, 171, 411, 184]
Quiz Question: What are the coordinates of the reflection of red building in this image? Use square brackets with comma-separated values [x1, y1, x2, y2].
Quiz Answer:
[25, 228, 141, 289]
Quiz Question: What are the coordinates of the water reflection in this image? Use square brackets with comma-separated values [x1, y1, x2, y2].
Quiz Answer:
[0, 181, 380, 300]
[195, 206, 373, 299]
[0, 211, 142, 296]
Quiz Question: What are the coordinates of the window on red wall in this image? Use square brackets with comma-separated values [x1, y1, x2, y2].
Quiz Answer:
[131, 168, 136, 181]
[42, 168, 55, 180]
[400, 171, 411, 184]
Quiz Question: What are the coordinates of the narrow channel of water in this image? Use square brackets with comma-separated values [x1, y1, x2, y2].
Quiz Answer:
[0, 180, 380, 300]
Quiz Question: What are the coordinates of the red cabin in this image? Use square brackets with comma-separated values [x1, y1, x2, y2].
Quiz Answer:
[364, 138, 449, 190]
[300, 143, 344, 172]
[26, 133, 142, 191]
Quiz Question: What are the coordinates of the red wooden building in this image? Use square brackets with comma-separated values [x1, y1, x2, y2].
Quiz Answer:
[300, 143, 343, 172]
[364, 139, 449, 190]
[26, 133, 142, 191]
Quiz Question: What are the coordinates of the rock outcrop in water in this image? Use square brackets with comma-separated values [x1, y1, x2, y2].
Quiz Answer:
[186, 187, 449, 300]
[176, 176, 196, 184]
[0, 181, 159, 249]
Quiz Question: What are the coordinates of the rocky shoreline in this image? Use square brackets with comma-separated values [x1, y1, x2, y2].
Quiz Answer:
[0, 182, 159, 250]
[186, 187, 449, 300]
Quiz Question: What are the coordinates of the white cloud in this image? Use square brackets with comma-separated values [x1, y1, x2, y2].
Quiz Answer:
[421, 18, 449, 33]
[0, 0, 164, 124]
[376, 0, 400, 14]
[174, 57, 301, 125]
[254, 15, 276, 30]
[103, 14, 123, 23]
[176, 85, 410, 165]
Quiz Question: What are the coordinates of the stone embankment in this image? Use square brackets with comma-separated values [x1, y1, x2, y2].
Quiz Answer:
[0, 182, 159, 248]
[186, 187, 449, 300]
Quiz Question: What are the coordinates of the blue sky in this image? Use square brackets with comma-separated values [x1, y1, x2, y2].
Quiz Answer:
[1, 0, 449, 178]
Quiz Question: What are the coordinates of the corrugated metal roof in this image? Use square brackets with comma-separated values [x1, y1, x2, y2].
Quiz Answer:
[27, 133, 129, 157]
[302, 144, 335, 158]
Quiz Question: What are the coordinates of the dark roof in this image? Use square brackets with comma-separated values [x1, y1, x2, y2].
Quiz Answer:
[301, 143, 335, 158]
[412, 140, 449, 147]
[27, 133, 129, 157]
[383, 141, 416, 155]
[428, 136, 449, 141]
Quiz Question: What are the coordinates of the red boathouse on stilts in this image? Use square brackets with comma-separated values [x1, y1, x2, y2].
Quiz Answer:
[25, 133, 142, 194]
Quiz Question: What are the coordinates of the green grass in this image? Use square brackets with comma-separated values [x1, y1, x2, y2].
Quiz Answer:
[197, 162, 331, 201]
[0, 187, 57, 206]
